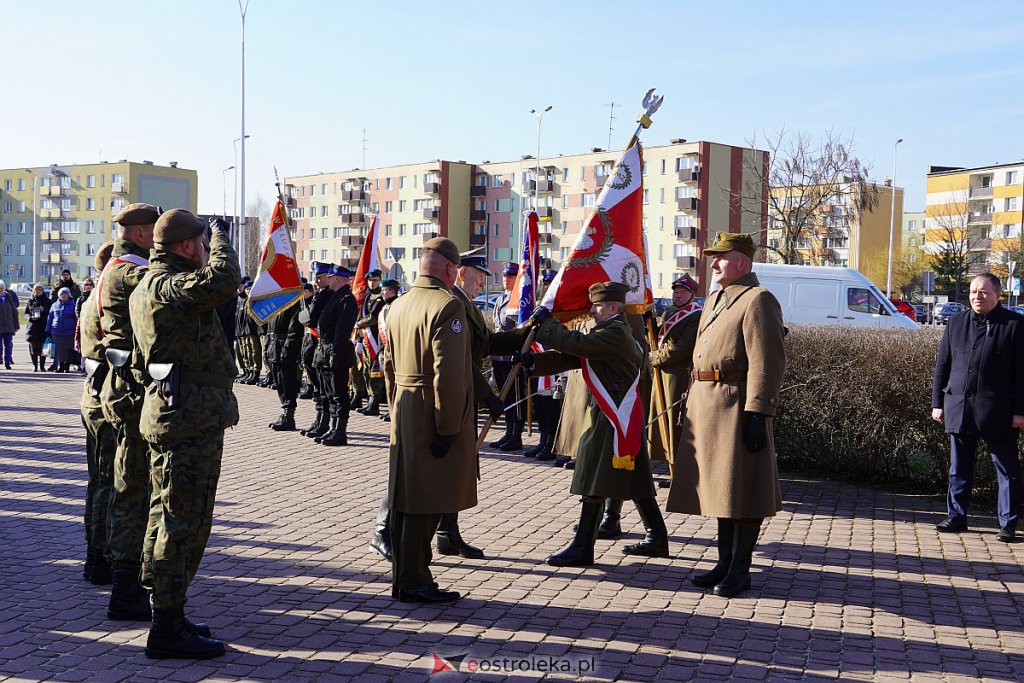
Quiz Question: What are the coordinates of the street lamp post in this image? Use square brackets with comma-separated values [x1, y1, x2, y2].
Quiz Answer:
[222, 166, 235, 220]
[237, 0, 250, 275]
[886, 138, 903, 299]
[233, 135, 250, 252]
[528, 106, 553, 211]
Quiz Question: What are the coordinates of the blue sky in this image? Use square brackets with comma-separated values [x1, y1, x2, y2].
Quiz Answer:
[5, 1, 1023, 215]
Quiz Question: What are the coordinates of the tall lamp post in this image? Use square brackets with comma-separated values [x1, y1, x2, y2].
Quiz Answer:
[529, 106, 553, 210]
[233, 135, 250, 251]
[886, 138, 903, 299]
[222, 166, 235, 219]
[237, 0, 250, 274]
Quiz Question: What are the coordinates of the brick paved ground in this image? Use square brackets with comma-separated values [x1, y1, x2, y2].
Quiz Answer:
[2, 344, 1024, 682]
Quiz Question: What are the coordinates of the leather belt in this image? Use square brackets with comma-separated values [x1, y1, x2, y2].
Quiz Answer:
[692, 369, 745, 382]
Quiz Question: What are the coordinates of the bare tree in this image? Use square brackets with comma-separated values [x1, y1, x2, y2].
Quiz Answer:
[927, 191, 987, 301]
[243, 194, 271, 279]
[733, 129, 879, 264]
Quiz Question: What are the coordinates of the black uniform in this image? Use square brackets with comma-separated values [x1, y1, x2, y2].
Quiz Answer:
[268, 305, 305, 415]
[315, 285, 358, 442]
[298, 287, 332, 411]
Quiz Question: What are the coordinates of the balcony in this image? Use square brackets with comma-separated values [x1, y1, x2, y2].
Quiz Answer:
[595, 172, 609, 187]
[675, 225, 696, 240]
[470, 185, 487, 197]
[42, 208, 64, 219]
[41, 231, 63, 241]
[469, 232, 487, 246]
[342, 189, 367, 202]
[968, 211, 993, 224]
[676, 255, 696, 270]
[470, 209, 487, 222]
[969, 186, 994, 199]
[677, 197, 699, 212]
[46, 185, 65, 197]
[419, 231, 439, 242]
[43, 253, 63, 264]
[339, 212, 365, 224]
[111, 181, 126, 194]
[678, 167, 700, 183]
[538, 233, 553, 245]
[340, 234, 365, 247]
[537, 179, 556, 193]
[422, 208, 440, 220]
[537, 206, 555, 219]
[424, 181, 441, 195]
[284, 195, 297, 207]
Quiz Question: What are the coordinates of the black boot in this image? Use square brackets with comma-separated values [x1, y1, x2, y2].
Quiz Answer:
[108, 565, 152, 621]
[350, 393, 366, 411]
[498, 422, 523, 451]
[269, 407, 296, 431]
[86, 547, 112, 585]
[437, 513, 484, 559]
[31, 355, 39, 371]
[360, 397, 380, 416]
[622, 498, 670, 557]
[369, 503, 392, 561]
[598, 499, 624, 539]
[522, 432, 547, 458]
[298, 384, 313, 400]
[314, 416, 338, 444]
[713, 523, 760, 598]
[246, 371, 260, 386]
[489, 417, 513, 449]
[691, 519, 735, 588]
[535, 433, 556, 462]
[320, 417, 348, 446]
[303, 409, 328, 438]
[145, 607, 225, 660]
[547, 500, 603, 567]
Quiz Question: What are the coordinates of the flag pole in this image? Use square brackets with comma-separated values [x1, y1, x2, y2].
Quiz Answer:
[475, 327, 537, 453]
[646, 314, 674, 474]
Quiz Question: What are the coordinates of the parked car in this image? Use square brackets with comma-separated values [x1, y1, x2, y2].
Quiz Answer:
[472, 293, 503, 313]
[749, 264, 919, 330]
[9, 282, 33, 296]
[935, 302, 966, 325]
[889, 298, 917, 322]
[1008, 305, 1024, 317]
[912, 304, 930, 324]
[653, 298, 673, 315]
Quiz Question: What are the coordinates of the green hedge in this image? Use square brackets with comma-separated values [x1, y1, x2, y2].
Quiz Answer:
[776, 325, 1002, 494]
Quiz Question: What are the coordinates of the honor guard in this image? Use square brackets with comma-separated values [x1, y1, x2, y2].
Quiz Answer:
[297, 282, 315, 399]
[234, 278, 262, 384]
[489, 262, 526, 451]
[523, 268, 561, 462]
[354, 269, 387, 416]
[265, 289, 306, 431]
[297, 262, 335, 438]
[312, 264, 358, 447]
[375, 278, 401, 424]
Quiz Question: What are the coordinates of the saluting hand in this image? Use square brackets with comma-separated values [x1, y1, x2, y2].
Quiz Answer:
[208, 217, 230, 235]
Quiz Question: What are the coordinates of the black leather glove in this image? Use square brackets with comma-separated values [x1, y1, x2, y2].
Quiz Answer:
[208, 216, 230, 235]
[431, 433, 456, 459]
[511, 349, 536, 372]
[528, 305, 551, 327]
[743, 412, 768, 453]
[483, 392, 504, 420]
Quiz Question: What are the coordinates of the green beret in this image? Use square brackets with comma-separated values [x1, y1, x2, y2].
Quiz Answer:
[154, 209, 206, 245]
[588, 281, 629, 304]
[113, 202, 161, 226]
[703, 232, 756, 259]
[423, 236, 460, 266]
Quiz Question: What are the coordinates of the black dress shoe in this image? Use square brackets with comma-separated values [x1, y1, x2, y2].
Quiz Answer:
[397, 585, 461, 603]
[563, 459, 576, 470]
[997, 526, 1016, 542]
[936, 516, 968, 533]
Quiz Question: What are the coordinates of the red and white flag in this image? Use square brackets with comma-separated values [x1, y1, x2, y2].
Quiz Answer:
[351, 214, 382, 314]
[246, 200, 303, 325]
[540, 142, 653, 320]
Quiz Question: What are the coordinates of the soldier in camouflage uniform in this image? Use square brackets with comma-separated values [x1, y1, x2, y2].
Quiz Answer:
[297, 262, 334, 438]
[354, 270, 385, 416]
[129, 210, 240, 659]
[80, 240, 116, 585]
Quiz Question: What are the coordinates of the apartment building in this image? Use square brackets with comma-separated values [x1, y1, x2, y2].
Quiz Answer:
[903, 210, 925, 252]
[764, 182, 904, 282]
[925, 162, 1024, 275]
[0, 161, 197, 284]
[285, 140, 768, 297]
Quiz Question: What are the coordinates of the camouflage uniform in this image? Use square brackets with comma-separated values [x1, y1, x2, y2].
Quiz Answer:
[79, 285, 115, 581]
[98, 239, 152, 569]
[130, 228, 240, 611]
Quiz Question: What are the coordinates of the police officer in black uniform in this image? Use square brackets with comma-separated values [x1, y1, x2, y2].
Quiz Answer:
[266, 295, 305, 431]
[314, 264, 358, 447]
[298, 262, 334, 438]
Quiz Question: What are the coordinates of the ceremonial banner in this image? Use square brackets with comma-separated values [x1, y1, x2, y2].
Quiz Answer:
[541, 142, 653, 319]
[352, 214, 382, 314]
[510, 209, 540, 325]
[246, 200, 303, 325]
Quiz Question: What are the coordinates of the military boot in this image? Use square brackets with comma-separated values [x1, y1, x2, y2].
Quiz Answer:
[436, 513, 484, 559]
[302, 409, 328, 438]
[535, 433, 556, 462]
[269, 407, 296, 431]
[145, 607, 225, 660]
[359, 397, 380, 416]
[84, 546, 112, 585]
[621, 498, 670, 557]
[692, 518, 735, 588]
[244, 371, 259, 386]
[547, 500, 603, 567]
[712, 523, 760, 598]
[498, 421, 524, 451]
[298, 384, 313, 400]
[320, 417, 348, 447]
[369, 502, 392, 561]
[349, 393, 366, 411]
[108, 565, 152, 621]
[598, 499, 624, 539]
[314, 416, 338, 444]
[489, 418, 513, 449]
[522, 431, 548, 458]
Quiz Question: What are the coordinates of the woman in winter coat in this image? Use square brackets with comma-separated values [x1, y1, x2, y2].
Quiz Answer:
[24, 284, 52, 371]
[45, 287, 78, 372]
[0, 280, 20, 370]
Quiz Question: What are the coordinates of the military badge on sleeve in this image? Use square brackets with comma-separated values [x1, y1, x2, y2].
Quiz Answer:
[451, 319, 462, 334]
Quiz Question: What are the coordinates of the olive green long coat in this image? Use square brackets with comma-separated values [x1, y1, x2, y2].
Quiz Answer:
[667, 272, 786, 519]
[384, 276, 477, 515]
[533, 314, 656, 501]
[648, 306, 700, 462]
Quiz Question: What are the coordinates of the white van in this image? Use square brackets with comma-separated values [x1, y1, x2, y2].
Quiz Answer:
[750, 263, 919, 330]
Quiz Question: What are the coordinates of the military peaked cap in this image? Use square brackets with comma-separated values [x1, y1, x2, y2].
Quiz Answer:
[310, 261, 333, 276]
[502, 262, 519, 276]
[332, 264, 354, 278]
[459, 248, 490, 275]
[672, 273, 698, 293]
[367, 269, 382, 278]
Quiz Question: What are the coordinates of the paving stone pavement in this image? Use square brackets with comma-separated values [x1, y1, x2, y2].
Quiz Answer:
[2, 345, 1024, 682]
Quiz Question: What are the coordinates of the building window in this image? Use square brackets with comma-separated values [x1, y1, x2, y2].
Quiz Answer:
[87, 243, 97, 255]
[493, 224, 499, 237]
[86, 198, 95, 211]
[386, 178, 393, 190]
[643, 189, 649, 205]
[86, 220, 95, 234]
[321, 205, 328, 217]
[384, 224, 391, 236]
[321, 228, 328, 239]
[3, 223, 9, 234]
[582, 193, 596, 207]
[560, 221, 567, 235]
[19, 222, 27, 234]
[2, 202, 10, 212]
[398, 200, 407, 212]
[321, 183, 328, 195]
[385, 200, 393, 212]
[18, 201, 25, 212]
[87, 175, 95, 188]
[19, 244, 26, 256]
[18, 179, 26, 191]
[399, 176, 407, 189]
[3, 180, 10, 191]
[1008, 197, 1018, 211]
[399, 223, 406, 236]
[1007, 170, 1019, 184]
[4, 244, 10, 256]
[492, 175, 503, 188]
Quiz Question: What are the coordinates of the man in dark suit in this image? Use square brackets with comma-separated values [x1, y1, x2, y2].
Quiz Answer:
[932, 273, 1024, 542]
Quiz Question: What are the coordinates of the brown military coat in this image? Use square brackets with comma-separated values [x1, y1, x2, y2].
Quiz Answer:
[667, 272, 786, 519]
[648, 305, 701, 462]
[384, 275, 477, 515]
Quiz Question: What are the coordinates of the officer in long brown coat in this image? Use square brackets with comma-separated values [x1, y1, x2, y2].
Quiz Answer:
[382, 237, 475, 603]
[520, 282, 668, 566]
[667, 232, 786, 599]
